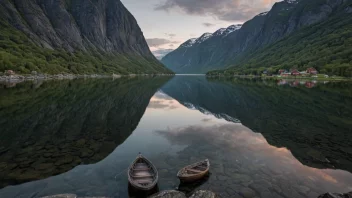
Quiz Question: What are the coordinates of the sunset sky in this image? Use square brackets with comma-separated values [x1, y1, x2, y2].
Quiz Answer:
[121, 0, 280, 53]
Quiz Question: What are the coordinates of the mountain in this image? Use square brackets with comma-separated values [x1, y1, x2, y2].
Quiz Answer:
[162, 0, 352, 75]
[0, 0, 172, 74]
[161, 76, 352, 173]
[152, 49, 174, 60]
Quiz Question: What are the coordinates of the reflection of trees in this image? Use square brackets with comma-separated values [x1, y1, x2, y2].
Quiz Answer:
[0, 77, 169, 188]
[162, 76, 352, 172]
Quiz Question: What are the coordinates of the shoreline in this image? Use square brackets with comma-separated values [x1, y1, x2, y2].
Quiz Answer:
[206, 75, 352, 82]
[0, 73, 174, 84]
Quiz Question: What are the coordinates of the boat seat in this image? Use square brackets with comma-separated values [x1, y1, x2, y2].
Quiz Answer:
[132, 175, 153, 178]
[133, 167, 151, 171]
[135, 163, 148, 167]
[187, 168, 203, 173]
[136, 179, 153, 184]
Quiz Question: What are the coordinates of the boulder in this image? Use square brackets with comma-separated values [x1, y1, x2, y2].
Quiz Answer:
[190, 190, 217, 198]
[41, 194, 77, 198]
[318, 192, 352, 198]
[149, 190, 186, 198]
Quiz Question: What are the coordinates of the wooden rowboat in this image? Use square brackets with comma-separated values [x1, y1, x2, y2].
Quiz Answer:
[177, 159, 210, 183]
[128, 153, 158, 191]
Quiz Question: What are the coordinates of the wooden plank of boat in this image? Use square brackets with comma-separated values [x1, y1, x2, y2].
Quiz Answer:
[128, 153, 158, 191]
[177, 159, 210, 183]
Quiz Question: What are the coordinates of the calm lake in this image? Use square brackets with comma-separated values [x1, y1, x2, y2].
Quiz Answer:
[0, 76, 352, 198]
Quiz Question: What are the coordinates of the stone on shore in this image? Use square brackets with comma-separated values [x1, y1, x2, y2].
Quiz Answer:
[41, 194, 77, 198]
[318, 192, 352, 198]
[149, 190, 186, 198]
[190, 190, 217, 198]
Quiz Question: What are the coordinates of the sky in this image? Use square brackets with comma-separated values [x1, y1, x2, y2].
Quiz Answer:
[121, 0, 280, 54]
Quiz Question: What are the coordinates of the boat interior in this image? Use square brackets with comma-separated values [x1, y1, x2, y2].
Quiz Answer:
[130, 158, 155, 186]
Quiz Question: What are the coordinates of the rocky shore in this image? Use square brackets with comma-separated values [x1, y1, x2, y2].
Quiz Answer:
[39, 190, 217, 198]
[0, 73, 174, 84]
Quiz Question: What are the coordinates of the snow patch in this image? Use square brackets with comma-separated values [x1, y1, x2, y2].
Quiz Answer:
[258, 11, 268, 16]
[224, 24, 242, 36]
[180, 38, 197, 48]
[195, 33, 213, 44]
[285, 0, 298, 4]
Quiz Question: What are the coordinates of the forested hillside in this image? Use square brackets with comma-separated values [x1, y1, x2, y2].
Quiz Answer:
[209, 4, 352, 77]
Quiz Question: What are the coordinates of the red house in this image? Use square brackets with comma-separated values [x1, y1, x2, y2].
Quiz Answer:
[291, 69, 300, 76]
[306, 67, 318, 75]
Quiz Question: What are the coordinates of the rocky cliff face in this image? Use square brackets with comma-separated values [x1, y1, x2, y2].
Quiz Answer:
[0, 0, 171, 74]
[1, 0, 150, 55]
[162, 0, 350, 74]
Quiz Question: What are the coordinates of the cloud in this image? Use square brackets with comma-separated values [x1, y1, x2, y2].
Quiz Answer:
[165, 33, 176, 38]
[202, 22, 215, 27]
[201, 118, 213, 122]
[146, 38, 180, 48]
[148, 100, 179, 110]
[155, 0, 279, 22]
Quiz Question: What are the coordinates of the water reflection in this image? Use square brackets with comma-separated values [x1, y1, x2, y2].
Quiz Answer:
[156, 122, 352, 197]
[162, 76, 352, 173]
[0, 77, 169, 188]
[0, 76, 351, 198]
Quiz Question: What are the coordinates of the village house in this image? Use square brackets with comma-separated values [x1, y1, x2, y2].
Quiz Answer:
[5, 70, 15, 76]
[278, 69, 288, 74]
[291, 69, 300, 76]
[306, 67, 318, 75]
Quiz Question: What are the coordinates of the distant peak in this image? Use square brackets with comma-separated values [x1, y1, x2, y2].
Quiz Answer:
[258, 11, 269, 16]
[213, 28, 227, 36]
[224, 24, 242, 36]
[195, 33, 213, 44]
[284, 0, 299, 4]
[180, 38, 197, 48]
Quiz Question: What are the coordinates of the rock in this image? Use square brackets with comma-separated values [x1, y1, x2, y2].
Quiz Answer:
[296, 185, 310, 194]
[40, 194, 77, 198]
[239, 187, 256, 198]
[190, 190, 217, 198]
[149, 190, 186, 198]
[318, 192, 352, 198]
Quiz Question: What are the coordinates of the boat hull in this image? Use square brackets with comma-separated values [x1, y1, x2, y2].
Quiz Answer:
[177, 159, 210, 183]
[128, 154, 158, 191]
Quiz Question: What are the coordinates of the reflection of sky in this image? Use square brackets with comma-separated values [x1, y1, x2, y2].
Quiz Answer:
[133, 91, 352, 193]
[157, 123, 352, 190]
[1, 91, 352, 197]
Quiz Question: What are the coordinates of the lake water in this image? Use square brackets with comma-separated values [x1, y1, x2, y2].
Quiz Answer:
[0, 76, 351, 198]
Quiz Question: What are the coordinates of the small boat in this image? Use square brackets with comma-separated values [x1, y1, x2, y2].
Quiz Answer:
[177, 159, 210, 183]
[128, 153, 158, 191]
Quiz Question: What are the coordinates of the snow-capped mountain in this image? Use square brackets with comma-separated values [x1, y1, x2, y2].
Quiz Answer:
[180, 38, 197, 48]
[179, 24, 243, 49]
[195, 33, 213, 44]
[162, 0, 346, 74]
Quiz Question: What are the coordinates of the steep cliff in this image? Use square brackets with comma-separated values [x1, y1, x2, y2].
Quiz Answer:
[0, 0, 171, 74]
[162, 0, 351, 74]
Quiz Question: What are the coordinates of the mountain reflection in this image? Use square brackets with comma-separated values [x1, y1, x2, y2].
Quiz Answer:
[157, 123, 352, 195]
[0, 77, 169, 188]
[161, 76, 352, 173]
